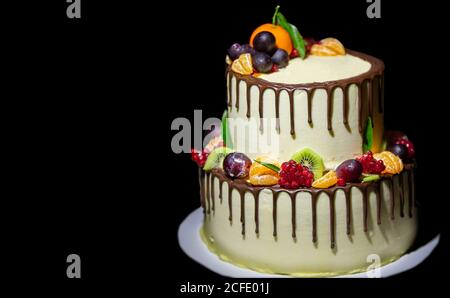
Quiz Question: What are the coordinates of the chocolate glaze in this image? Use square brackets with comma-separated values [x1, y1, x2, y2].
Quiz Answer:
[201, 164, 415, 249]
[226, 50, 384, 135]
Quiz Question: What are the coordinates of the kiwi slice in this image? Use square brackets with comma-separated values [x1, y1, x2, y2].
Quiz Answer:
[203, 147, 234, 171]
[362, 174, 380, 183]
[290, 148, 325, 180]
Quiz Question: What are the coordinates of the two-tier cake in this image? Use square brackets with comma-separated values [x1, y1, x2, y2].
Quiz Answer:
[190, 7, 417, 277]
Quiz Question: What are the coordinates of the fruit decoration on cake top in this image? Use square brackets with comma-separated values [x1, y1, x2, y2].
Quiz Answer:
[227, 5, 346, 75]
[190, 6, 416, 191]
[191, 126, 415, 190]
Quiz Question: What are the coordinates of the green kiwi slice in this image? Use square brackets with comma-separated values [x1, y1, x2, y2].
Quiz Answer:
[290, 148, 325, 180]
[203, 147, 234, 171]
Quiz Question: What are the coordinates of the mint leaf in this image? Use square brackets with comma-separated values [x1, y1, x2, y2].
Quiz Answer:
[221, 110, 233, 149]
[276, 12, 306, 59]
[363, 117, 373, 153]
[254, 159, 280, 173]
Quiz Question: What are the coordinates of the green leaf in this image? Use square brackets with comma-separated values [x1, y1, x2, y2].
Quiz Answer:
[362, 174, 380, 183]
[221, 110, 233, 149]
[276, 12, 307, 59]
[254, 159, 280, 173]
[363, 117, 373, 153]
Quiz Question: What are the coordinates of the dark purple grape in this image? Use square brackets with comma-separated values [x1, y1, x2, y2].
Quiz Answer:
[388, 144, 409, 162]
[336, 159, 363, 182]
[223, 152, 252, 179]
[241, 44, 256, 55]
[252, 52, 273, 73]
[228, 43, 243, 60]
[271, 48, 289, 68]
[253, 31, 276, 54]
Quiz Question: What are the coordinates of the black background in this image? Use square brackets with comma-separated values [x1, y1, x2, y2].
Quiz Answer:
[7, 0, 449, 294]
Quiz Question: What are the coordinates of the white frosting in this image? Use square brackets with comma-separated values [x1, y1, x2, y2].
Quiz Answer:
[201, 173, 417, 276]
[259, 54, 371, 84]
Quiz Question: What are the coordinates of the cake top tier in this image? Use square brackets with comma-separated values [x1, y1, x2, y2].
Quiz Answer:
[259, 53, 371, 84]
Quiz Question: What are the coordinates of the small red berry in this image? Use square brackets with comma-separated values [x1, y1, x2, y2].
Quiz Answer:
[290, 48, 299, 58]
[279, 160, 314, 189]
[271, 64, 279, 72]
[337, 178, 346, 186]
[191, 148, 208, 167]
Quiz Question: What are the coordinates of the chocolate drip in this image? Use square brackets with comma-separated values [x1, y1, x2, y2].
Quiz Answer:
[226, 50, 384, 136]
[288, 91, 295, 135]
[240, 190, 245, 235]
[235, 78, 241, 111]
[246, 83, 252, 118]
[219, 180, 224, 204]
[311, 192, 318, 243]
[254, 190, 260, 234]
[329, 194, 336, 249]
[290, 193, 296, 238]
[344, 187, 352, 235]
[398, 174, 405, 218]
[275, 89, 281, 134]
[228, 182, 233, 223]
[203, 164, 413, 249]
[326, 88, 333, 131]
[259, 87, 264, 133]
[307, 90, 313, 125]
[362, 187, 369, 232]
[375, 184, 381, 225]
[273, 192, 279, 237]
[343, 85, 349, 125]
[387, 179, 395, 220]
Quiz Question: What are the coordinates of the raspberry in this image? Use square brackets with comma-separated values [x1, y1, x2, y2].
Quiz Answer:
[279, 160, 313, 189]
[304, 37, 318, 53]
[356, 151, 385, 174]
[337, 178, 346, 186]
[395, 139, 415, 159]
[191, 149, 208, 167]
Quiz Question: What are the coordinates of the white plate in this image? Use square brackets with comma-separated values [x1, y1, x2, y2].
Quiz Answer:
[178, 208, 440, 278]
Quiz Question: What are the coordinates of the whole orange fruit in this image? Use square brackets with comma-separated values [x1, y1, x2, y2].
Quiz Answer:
[250, 23, 293, 54]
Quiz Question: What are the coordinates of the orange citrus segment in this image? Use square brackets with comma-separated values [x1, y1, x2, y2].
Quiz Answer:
[310, 38, 346, 56]
[373, 151, 404, 174]
[231, 53, 253, 75]
[249, 174, 279, 186]
[249, 156, 280, 186]
[320, 38, 346, 55]
[250, 23, 293, 54]
[310, 44, 339, 56]
[312, 170, 338, 188]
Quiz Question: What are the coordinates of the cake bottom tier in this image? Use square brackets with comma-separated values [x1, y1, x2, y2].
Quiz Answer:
[199, 168, 417, 277]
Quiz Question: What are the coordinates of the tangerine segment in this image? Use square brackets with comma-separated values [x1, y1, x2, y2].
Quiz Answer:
[231, 53, 253, 75]
[250, 23, 293, 54]
[310, 44, 339, 56]
[249, 156, 280, 186]
[320, 38, 346, 55]
[373, 151, 403, 174]
[310, 38, 346, 56]
[312, 170, 338, 188]
[249, 174, 279, 186]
